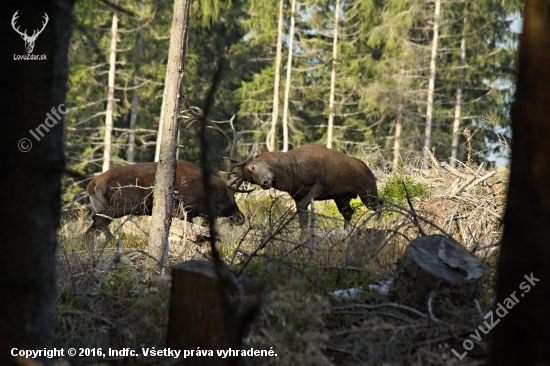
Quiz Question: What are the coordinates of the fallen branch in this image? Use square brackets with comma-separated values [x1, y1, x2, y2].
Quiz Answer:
[442, 163, 472, 180]
[465, 170, 497, 191]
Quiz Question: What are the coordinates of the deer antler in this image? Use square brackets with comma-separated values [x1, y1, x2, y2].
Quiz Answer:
[11, 12, 48, 40]
[182, 107, 257, 192]
[30, 13, 49, 40]
[11, 11, 27, 38]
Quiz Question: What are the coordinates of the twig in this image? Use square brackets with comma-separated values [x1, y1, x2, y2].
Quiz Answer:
[57, 309, 116, 327]
[333, 302, 433, 319]
[402, 179, 426, 236]
[465, 170, 497, 191]
[424, 147, 447, 183]
[237, 209, 297, 275]
[427, 292, 442, 324]
[447, 208, 459, 235]
[470, 241, 500, 253]
[451, 175, 476, 196]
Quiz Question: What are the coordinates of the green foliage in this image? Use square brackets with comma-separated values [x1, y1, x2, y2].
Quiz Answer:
[379, 173, 430, 206]
[63, 0, 520, 214]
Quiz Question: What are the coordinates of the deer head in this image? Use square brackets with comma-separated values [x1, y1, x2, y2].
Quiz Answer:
[183, 107, 259, 192]
[12, 11, 49, 54]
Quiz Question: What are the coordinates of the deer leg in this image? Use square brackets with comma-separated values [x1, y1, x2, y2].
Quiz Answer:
[296, 183, 331, 229]
[294, 198, 308, 229]
[85, 213, 114, 240]
[334, 197, 354, 228]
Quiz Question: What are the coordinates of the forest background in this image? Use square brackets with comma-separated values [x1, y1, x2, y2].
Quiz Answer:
[64, 0, 521, 209]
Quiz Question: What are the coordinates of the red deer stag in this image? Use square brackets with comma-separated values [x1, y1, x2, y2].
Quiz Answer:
[184, 107, 382, 228]
[85, 160, 245, 239]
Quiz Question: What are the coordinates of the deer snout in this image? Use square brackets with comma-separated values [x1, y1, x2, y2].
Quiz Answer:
[231, 211, 245, 226]
[260, 179, 272, 189]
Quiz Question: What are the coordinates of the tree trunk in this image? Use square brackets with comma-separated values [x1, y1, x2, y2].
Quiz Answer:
[0, 1, 73, 365]
[103, 2, 118, 172]
[155, 96, 166, 162]
[326, 0, 340, 150]
[422, 0, 441, 169]
[489, 1, 550, 364]
[392, 101, 403, 171]
[451, 15, 467, 167]
[282, 0, 297, 152]
[267, 0, 285, 152]
[148, 0, 191, 270]
[128, 0, 145, 164]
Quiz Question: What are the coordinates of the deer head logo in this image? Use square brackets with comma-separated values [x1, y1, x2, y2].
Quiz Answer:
[11, 11, 49, 54]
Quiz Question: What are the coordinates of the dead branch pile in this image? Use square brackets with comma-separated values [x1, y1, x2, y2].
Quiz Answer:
[416, 160, 508, 249]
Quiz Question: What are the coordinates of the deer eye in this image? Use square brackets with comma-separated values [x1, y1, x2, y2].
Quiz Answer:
[249, 165, 255, 171]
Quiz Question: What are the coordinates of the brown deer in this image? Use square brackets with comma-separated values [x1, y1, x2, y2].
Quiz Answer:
[85, 160, 245, 239]
[184, 107, 382, 228]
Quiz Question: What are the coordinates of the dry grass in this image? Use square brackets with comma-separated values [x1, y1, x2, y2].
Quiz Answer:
[53, 158, 507, 365]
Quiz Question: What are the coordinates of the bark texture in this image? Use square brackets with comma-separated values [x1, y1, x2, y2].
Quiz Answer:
[148, 0, 191, 268]
[489, 1, 550, 364]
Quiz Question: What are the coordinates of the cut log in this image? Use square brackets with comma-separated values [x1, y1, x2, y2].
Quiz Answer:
[167, 261, 260, 366]
[389, 235, 483, 314]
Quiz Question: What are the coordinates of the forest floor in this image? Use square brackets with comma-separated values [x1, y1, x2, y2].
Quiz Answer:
[53, 158, 508, 366]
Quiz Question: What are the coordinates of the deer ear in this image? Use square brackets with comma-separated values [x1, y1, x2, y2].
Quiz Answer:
[249, 141, 260, 159]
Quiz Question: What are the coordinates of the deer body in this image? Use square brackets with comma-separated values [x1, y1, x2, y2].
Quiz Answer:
[86, 160, 245, 239]
[183, 107, 381, 229]
[242, 144, 381, 227]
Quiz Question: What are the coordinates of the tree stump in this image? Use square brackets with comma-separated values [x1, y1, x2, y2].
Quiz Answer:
[167, 261, 243, 366]
[389, 235, 483, 314]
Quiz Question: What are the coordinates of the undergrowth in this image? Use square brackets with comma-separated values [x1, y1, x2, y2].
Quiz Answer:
[52, 159, 506, 366]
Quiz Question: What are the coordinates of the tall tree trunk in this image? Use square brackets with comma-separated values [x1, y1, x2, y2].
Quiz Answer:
[267, 0, 285, 152]
[128, 0, 145, 164]
[451, 15, 467, 167]
[393, 102, 403, 171]
[282, 0, 297, 152]
[326, 0, 341, 149]
[489, 1, 550, 364]
[103, 2, 118, 172]
[148, 0, 191, 268]
[0, 1, 74, 365]
[155, 96, 165, 162]
[393, 63, 406, 171]
[422, 0, 441, 169]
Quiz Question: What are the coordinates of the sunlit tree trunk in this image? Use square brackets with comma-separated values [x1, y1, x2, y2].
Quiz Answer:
[282, 0, 297, 152]
[128, 0, 145, 164]
[155, 97, 165, 162]
[148, 0, 191, 268]
[393, 102, 403, 171]
[326, 0, 341, 149]
[103, 2, 118, 172]
[422, 0, 441, 169]
[451, 15, 467, 167]
[267, 0, 285, 152]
